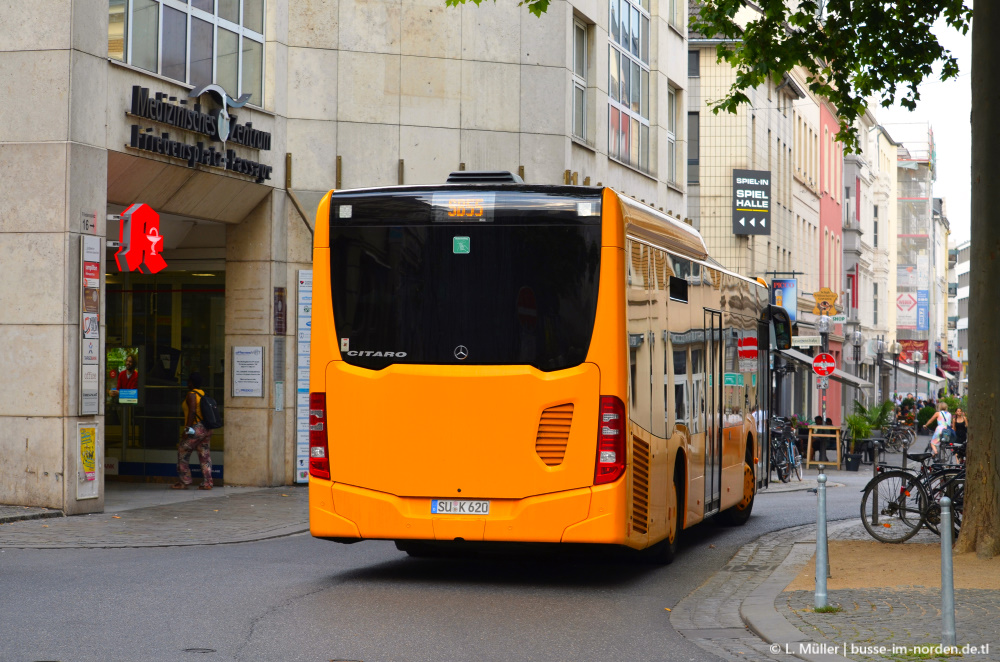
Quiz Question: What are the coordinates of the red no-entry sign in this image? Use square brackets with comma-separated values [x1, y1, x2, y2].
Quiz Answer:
[812, 353, 836, 376]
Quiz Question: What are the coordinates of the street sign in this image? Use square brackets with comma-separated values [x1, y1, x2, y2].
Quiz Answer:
[792, 336, 821, 347]
[816, 376, 830, 389]
[812, 352, 836, 376]
[732, 169, 771, 235]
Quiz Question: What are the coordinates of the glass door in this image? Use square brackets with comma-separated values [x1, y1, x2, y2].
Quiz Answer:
[104, 270, 226, 481]
[703, 309, 723, 515]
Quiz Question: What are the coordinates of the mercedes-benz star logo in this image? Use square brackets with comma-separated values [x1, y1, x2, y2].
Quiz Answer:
[454, 345, 469, 360]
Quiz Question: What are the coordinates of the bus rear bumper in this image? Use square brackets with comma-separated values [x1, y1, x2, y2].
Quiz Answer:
[308, 478, 626, 544]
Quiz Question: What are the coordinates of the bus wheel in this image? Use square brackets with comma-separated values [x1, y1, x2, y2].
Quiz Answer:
[718, 460, 755, 526]
[642, 482, 681, 564]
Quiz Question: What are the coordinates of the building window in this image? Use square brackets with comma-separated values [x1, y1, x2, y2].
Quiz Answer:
[873, 205, 879, 247]
[573, 21, 589, 141]
[668, 0, 682, 29]
[687, 112, 699, 183]
[688, 50, 699, 77]
[608, 0, 650, 172]
[873, 283, 879, 326]
[667, 87, 677, 183]
[109, 0, 266, 106]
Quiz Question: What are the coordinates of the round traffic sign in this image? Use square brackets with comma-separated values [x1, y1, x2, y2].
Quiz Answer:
[812, 352, 836, 376]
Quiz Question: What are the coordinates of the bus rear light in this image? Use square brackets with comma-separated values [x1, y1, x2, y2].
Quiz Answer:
[594, 395, 626, 485]
[309, 392, 330, 480]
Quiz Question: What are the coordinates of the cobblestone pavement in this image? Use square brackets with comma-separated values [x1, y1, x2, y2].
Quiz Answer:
[671, 523, 822, 662]
[0, 487, 308, 548]
[780, 588, 1000, 661]
[670, 513, 986, 662]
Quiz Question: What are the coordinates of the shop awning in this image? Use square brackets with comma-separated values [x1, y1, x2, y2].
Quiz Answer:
[881, 359, 946, 385]
[942, 356, 962, 372]
[936, 367, 956, 380]
[778, 348, 875, 389]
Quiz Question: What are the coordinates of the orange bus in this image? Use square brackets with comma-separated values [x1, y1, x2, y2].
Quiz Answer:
[308, 175, 782, 561]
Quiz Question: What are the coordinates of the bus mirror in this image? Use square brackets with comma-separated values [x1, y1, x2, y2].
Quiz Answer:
[768, 305, 792, 350]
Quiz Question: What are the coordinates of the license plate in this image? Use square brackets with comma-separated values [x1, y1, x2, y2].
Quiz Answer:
[431, 499, 490, 515]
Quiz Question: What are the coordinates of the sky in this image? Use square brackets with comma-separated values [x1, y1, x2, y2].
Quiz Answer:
[871, 15, 972, 244]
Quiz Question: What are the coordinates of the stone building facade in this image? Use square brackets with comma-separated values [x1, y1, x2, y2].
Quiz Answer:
[0, 0, 689, 512]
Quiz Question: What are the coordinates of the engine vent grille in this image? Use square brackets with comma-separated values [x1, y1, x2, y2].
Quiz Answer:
[631, 437, 650, 535]
[535, 404, 574, 466]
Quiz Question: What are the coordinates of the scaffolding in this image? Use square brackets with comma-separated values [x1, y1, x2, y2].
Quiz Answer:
[895, 127, 936, 394]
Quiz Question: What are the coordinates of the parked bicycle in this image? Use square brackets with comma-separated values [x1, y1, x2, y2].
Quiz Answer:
[768, 417, 802, 483]
[880, 422, 915, 454]
[859, 450, 965, 543]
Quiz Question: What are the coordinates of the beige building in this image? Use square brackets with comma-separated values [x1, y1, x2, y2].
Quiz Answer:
[876, 126, 900, 348]
[685, 44, 802, 277]
[843, 113, 898, 391]
[1, 0, 689, 513]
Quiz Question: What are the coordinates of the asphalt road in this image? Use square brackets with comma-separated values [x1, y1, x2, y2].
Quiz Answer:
[0, 477, 868, 662]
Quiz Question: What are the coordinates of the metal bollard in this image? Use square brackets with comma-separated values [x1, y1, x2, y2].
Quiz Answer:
[940, 497, 956, 647]
[815, 472, 828, 609]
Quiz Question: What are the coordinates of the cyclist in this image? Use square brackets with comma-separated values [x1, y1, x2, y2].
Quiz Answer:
[926, 401, 953, 458]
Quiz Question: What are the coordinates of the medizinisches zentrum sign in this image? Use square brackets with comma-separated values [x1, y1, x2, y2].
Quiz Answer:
[126, 85, 273, 183]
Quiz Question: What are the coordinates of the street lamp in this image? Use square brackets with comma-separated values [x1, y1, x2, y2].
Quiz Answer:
[850, 330, 864, 407]
[818, 315, 832, 353]
[817, 314, 832, 422]
[912, 350, 923, 400]
[889, 342, 902, 404]
[875, 337, 886, 404]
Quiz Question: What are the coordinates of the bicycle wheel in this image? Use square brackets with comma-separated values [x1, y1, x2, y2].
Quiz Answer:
[772, 451, 789, 483]
[860, 470, 928, 543]
[789, 443, 803, 481]
[927, 473, 964, 539]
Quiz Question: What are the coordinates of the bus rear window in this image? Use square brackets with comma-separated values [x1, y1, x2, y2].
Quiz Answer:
[328, 188, 602, 372]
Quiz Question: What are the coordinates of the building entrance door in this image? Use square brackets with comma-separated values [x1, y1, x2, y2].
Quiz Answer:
[104, 270, 226, 482]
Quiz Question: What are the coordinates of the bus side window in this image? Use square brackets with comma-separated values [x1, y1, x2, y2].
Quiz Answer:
[673, 347, 688, 430]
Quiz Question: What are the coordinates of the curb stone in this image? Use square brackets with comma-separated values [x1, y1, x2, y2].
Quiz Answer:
[0, 507, 64, 524]
[739, 519, 860, 662]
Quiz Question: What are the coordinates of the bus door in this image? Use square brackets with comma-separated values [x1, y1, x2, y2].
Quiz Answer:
[703, 309, 723, 515]
[757, 319, 770, 488]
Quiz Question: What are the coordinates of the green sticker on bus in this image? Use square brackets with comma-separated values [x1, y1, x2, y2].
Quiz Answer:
[453, 236, 470, 254]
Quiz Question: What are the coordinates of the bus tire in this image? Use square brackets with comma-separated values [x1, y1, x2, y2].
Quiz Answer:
[718, 455, 755, 526]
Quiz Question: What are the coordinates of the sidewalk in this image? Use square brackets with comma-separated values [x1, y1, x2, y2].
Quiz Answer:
[673, 470, 1000, 662]
[0, 485, 309, 548]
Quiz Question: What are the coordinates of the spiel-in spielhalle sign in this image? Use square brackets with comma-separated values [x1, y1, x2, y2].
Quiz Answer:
[732, 169, 771, 235]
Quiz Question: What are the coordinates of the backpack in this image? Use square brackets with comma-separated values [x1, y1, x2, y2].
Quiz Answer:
[198, 391, 224, 429]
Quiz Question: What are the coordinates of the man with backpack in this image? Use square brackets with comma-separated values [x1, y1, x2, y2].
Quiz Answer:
[172, 371, 218, 490]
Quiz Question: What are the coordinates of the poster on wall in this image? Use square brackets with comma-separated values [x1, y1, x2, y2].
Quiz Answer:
[232, 346, 264, 397]
[899, 339, 929, 363]
[917, 290, 930, 331]
[107, 347, 142, 406]
[296, 270, 313, 484]
[897, 293, 917, 329]
[897, 265, 917, 288]
[76, 422, 99, 500]
[80, 236, 103, 416]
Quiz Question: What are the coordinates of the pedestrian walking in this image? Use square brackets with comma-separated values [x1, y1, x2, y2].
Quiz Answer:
[172, 372, 214, 490]
[953, 407, 968, 444]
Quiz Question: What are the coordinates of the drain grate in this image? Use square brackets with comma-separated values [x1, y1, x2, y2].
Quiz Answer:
[182, 649, 217, 654]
